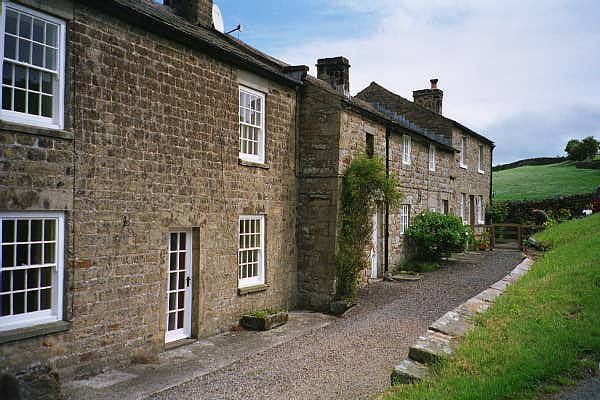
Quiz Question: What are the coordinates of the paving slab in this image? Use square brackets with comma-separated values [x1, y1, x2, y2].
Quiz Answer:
[475, 287, 503, 303]
[391, 359, 431, 385]
[429, 310, 473, 337]
[408, 330, 453, 364]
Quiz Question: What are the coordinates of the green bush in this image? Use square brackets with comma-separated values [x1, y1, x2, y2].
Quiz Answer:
[405, 211, 469, 262]
[335, 156, 402, 300]
[486, 201, 509, 223]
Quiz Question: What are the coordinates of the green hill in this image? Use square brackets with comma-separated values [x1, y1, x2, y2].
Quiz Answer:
[492, 161, 600, 201]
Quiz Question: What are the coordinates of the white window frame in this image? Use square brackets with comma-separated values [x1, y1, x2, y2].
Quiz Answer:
[460, 193, 468, 224]
[476, 195, 485, 224]
[478, 144, 484, 174]
[165, 230, 193, 343]
[0, 2, 66, 130]
[429, 144, 436, 172]
[0, 211, 64, 331]
[460, 136, 467, 168]
[238, 85, 265, 164]
[238, 215, 265, 288]
[399, 205, 410, 235]
[402, 135, 411, 165]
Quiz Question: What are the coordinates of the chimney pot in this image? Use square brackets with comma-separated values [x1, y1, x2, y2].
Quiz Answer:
[413, 79, 443, 114]
[430, 78, 439, 89]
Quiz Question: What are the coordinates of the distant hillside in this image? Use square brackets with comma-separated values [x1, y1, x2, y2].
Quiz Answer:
[492, 157, 566, 172]
[492, 161, 600, 201]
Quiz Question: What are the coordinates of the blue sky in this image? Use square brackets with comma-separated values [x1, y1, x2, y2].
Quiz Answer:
[192, 1, 600, 164]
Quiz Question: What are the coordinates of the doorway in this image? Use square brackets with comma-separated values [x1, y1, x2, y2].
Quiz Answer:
[165, 231, 193, 343]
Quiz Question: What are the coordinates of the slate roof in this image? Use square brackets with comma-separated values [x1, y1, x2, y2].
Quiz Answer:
[356, 82, 494, 145]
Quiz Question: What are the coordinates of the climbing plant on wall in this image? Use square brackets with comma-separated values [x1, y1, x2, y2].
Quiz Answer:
[335, 156, 402, 300]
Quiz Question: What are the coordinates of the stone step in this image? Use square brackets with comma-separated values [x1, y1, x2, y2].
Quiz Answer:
[429, 310, 473, 337]
[391, 358, 431, 385]
[408, 330, 453, 364]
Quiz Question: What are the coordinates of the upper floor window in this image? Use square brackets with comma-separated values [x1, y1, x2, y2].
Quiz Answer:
[239, 86, 265, 164]
[429, 144, 436, 172]
[365, 133, 374, 158]
[1, 2, 65, 129]
[0, 212, 64, 331]
[478, 144, 484, 173]
[402, 135, 411, 165]
[459, 136, 467, 168]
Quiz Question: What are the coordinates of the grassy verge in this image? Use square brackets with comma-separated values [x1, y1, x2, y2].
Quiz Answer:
[492, 161, 600, 200]
[382, 213, 600, 400]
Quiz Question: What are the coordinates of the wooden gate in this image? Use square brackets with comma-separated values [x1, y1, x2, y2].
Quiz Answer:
[487, 224, 542, 250]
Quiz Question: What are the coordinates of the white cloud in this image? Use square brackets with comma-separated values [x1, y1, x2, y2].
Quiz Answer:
[277, 1, 600, 162]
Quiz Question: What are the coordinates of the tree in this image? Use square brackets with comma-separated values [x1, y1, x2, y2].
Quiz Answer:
[565, 136, 599, 161]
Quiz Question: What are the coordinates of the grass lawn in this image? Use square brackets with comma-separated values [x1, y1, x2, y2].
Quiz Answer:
[492, 161, 600, 201]
[381, 213, 600, 400]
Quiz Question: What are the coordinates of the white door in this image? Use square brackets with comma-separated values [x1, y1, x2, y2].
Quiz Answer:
[371, 212, 379, 279]
[165, 231, 192, 343]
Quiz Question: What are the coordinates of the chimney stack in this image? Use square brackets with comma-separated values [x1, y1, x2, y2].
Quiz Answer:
[316, 57, 350, 96]
[413, 78, 443, 115]
[164, 0, 213, 28]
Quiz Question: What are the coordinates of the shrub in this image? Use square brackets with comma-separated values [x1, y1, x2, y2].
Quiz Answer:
[486, 201, 509, 224]
[335, 157, 402, 300]
[405, 211, 469, 262]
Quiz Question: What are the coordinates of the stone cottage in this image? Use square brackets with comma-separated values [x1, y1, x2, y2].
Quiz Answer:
[0, 0, 493, 390]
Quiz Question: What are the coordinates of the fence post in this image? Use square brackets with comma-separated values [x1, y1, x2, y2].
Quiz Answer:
[490, 225, 496, 249]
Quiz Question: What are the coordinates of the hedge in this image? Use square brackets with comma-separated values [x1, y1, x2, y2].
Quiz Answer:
[492, 157, 566, 172]
[489, 193, 594, 224]
[575, 160, 600, 169]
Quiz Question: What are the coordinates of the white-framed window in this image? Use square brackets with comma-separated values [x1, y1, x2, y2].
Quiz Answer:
[460, 193, 468, 224]
[238, 215, 265, 288]
[478, 144, 484, 173]
[476, 195, 484, 224]
[429, 144, 436, 171]
[0, 2, 66, 130]
[402, 135, 411, 165]
[239, 86, 265, 164]
[399, 205, 410, 235]
[460, 136, 467, 168]
[0, 212, 64, 331]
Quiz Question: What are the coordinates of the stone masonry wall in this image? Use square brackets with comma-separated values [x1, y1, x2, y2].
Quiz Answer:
[387, 132, 454, 267]
[1, 2, 297, 379]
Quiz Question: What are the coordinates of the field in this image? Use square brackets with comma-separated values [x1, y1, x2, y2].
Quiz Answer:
[382, 213, 600, 400]
[493, 161, 600, 201]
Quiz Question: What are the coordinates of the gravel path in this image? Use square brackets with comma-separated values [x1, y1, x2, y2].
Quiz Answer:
[151, 250, 523, 400]
[548, 376, 600, 400]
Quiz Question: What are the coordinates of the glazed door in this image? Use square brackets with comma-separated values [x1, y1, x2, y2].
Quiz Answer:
[371, 212, 380, 279]
[165, 231, 192, 343]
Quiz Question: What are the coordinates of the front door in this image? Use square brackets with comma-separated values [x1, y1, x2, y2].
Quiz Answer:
[371, 212, 380, 279]
[469, 195, 475, 226]
[165, 231, 192, 343]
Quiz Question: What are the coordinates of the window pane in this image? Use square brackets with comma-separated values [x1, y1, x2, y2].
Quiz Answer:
[32, 42, 44, 67]
[2, 87, 12, 110]
[28, 92, 39, 115]
[28, 68, 40, 91]
[40, 267, 51, 286]
[40, 288, 51, 309]
[2, 220, 15, 242]
[41, 72, 52, 94]
[27, 290, 38, 312]
[177, 310, 184, 329]
[169, 272, 176, 291]
[178, 271, 185, 289]
[5, 10, 18, 35]
[19, 14, 32, 39]
[178, 252, 185, 269]
[44, 219, 55, 241]
[14, 65, 26, 89]
[0, 294, 10, 316]
[2, 62, 12, 86]
[45, 47, 56, 70]
[179, 233, 186, 250]
[33, 19, 44, 43]
[46, 24, 57, 47]
[4, 35, 16, 59]
[27, 268, 38, 288]
[30, 243, 42, 264]
[13, 269, 25, 290]
[14, 89, 25, 112]
[168, 312, 175, 330]
[43, 243, 55, 264]
[41, 95, 52, 117]
[2, 245, 14, 268]
[170, 233, 177, 251]
[169, 253, 177, 271]
[1, 271, 10, 292]
[16, 244, 27, 266]
[14, 292, 25, 314]
[17, 220, 29, 242]
[18, 38, 30, 63]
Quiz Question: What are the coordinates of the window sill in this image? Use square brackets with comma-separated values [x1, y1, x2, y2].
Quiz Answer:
[238, 283, 269, 295]
[459, 164, 468, 169]
[0, 320, 71, 345]
[478, 169, 485, 174]
[0, 120, 73, 141]
[238, 158, 269, 169]
[402, 161, 411, 166]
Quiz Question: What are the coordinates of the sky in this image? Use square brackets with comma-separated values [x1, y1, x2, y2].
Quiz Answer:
[212, 0, 600, 165]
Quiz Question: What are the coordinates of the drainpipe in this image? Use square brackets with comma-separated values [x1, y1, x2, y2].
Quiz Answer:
[384, 126, 390, 273]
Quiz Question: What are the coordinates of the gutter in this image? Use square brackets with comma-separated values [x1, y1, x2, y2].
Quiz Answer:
[385, 126, 390, 273]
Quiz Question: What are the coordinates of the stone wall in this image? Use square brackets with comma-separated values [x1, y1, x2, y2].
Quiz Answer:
[1, 2, 297, 379]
